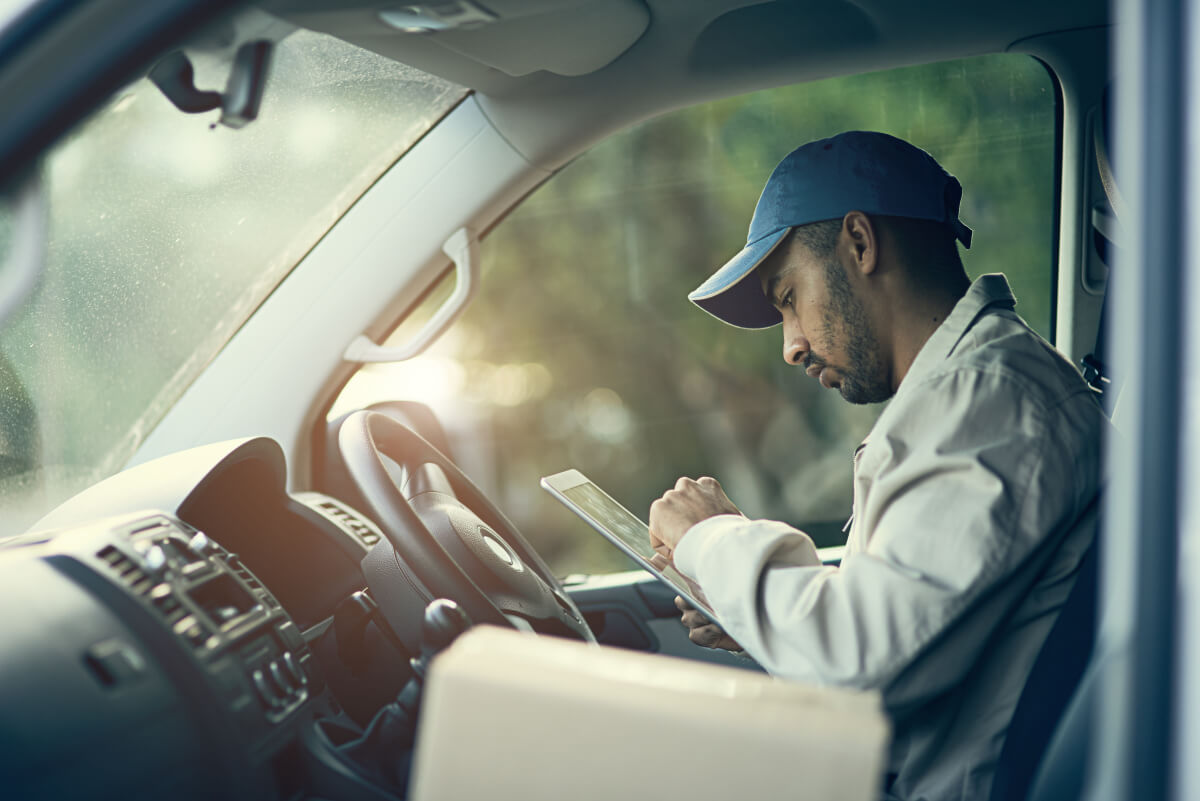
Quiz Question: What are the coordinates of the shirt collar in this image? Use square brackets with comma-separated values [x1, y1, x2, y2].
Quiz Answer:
[899, 273, 1016, 390]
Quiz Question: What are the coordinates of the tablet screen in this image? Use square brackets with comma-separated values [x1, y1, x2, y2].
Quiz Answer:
[560, 482, 659, 561]
[542, 470, 714, 618]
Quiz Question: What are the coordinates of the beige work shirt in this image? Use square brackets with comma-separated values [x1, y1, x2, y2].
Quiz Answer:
[674, 274, 1105, 801]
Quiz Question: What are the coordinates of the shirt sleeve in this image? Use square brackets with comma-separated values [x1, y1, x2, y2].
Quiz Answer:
[672, 366, 1088, 713]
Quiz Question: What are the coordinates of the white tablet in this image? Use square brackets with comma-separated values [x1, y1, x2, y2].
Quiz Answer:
[540, 468, 716, 620]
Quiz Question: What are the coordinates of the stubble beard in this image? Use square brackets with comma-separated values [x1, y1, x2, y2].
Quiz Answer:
[821, 258, 892, 405]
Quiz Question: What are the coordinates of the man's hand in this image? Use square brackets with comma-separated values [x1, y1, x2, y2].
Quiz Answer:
[648, 476, 743, 561]
[675, 596, 741, 651]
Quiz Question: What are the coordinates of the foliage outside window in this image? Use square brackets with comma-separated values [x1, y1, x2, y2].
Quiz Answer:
[334, 54, 1057, 575]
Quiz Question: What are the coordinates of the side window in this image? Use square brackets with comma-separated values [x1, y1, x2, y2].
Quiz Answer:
[334, 54, 1057, 575]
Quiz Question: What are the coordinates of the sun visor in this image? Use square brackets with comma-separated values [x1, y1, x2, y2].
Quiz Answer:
[273, 0, 650, 80]
[419, 0, 649, 77]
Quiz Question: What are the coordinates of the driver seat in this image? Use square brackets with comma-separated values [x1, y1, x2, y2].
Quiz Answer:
[988, 534, 1099, 801]
[989, 84, 1118, 801]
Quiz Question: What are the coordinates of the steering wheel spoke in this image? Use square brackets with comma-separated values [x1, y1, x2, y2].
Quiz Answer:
[404, 461, 457, 499]
[338, 410, 595, 644]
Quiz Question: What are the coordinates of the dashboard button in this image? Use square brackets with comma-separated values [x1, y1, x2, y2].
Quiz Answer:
[142, 545, 166, 574]
[282, 652, 307, 686]
[252, 668, 283, 708]
[173, 614, 202, 638]
[268, 660, 292, 694]
[188, 532, 211, 555]
[181, 561, 209, 577]
[84, 639, 146, 688]
[277, 621, 304, 651]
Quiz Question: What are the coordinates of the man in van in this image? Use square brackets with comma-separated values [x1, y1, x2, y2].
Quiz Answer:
[648, 131, 1105, 801]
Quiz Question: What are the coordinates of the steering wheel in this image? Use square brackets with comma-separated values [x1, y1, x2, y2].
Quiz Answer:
[337, 410, 595, 646]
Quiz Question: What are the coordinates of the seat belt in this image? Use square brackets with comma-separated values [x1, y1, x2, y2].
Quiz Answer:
[1080, 210, 1114, 408]
[1080, 212, 1119, 416]
[1081, 95, 1121, 417]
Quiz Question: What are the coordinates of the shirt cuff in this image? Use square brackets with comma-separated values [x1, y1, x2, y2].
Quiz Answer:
[673, 513, 747, 580]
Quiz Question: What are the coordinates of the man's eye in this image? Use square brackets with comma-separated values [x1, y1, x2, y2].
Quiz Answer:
[781, 291, 794, 309]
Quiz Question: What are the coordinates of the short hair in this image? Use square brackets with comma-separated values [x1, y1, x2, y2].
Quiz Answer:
[790, 218, 842, 261]
[878, 215, 965, 278]
[790, 214, 965, 279]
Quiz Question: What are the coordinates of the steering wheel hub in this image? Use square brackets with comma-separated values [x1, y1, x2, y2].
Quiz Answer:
[480, 528, 518, 568]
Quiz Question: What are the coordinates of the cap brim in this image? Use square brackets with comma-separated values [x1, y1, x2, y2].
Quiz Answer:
[688, 228, 789, 329]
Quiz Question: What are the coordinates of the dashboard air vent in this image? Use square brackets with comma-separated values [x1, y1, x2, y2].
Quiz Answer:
[229, 557, 276, 608]
[294, 493, 383, 548]
[149, 587, 187, 628]
[97, 545, 187, 628]
[97, 545, 154, 597]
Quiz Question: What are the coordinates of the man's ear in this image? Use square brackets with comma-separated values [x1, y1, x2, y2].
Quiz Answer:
[841, 211, 878, 276]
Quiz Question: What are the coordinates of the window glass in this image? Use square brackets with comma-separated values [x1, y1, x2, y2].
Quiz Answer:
[336, 54, 1057, 575]
[0, 28, 466, 536]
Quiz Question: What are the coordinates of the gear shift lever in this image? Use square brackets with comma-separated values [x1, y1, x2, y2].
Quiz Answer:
[397, 598, 473, 713]
[333, 599, 473, 794]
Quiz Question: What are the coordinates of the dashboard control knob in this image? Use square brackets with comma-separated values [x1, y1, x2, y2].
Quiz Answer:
[143, 545, 167, 574]
[188, 532, 211, 555]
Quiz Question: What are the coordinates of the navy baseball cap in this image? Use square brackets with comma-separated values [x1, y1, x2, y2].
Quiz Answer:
[689, 131, 973, 329]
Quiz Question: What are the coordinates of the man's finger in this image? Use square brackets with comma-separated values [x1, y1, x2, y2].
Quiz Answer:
[680, 609, 709, 628]
[680, 574, 709, 607]
[689, 625, 726, 647]
[674, 595, 692, 612]
[648, 500, 667, 538]
[649, 552, 670, 570]
[689, 626, 741, 652]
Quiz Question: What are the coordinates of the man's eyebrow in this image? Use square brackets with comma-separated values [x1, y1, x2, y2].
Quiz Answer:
[765, 273, 785, 307]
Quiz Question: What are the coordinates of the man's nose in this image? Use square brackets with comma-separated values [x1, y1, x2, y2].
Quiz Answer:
[783, 325, 810, 366]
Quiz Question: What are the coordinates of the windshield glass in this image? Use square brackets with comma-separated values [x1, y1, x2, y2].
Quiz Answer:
[0, 26, 466, 535]
[0, 0, 39, 34]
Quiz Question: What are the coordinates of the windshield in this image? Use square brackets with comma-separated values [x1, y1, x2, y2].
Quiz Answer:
[0, 26, 466, 535]
[0, 0, 40, 35]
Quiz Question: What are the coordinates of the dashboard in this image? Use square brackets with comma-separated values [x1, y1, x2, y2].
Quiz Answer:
[0, 437, 420, 801]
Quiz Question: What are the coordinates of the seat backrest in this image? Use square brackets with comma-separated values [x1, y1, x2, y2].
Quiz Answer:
[989, 83, 1115, 801]
[988, 538, 1099, 801]
[1026, 646, 1103, 801]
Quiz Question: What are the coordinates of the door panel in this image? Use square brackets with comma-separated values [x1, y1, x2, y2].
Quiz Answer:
[565, 570, 763, 669]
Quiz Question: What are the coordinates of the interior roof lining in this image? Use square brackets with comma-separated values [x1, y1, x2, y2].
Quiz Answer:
[263, 0, 1109, 169]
